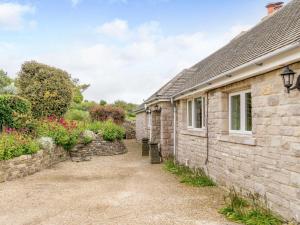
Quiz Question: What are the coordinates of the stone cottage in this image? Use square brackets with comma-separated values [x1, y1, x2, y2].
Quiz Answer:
[135, 1, 300, 222]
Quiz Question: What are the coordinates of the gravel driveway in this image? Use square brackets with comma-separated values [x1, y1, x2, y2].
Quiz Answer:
[0, 140, 235, 225]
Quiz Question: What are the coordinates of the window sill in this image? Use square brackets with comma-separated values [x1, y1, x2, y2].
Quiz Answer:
[180, 129, 207, 138]
[217, 134, 256, 146]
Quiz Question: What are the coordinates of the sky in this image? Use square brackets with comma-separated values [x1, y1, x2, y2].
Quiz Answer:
[0, 0, 289, 104]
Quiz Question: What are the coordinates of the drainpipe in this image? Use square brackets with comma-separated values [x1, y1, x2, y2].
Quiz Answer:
[171, 97, 176, 160]
[205, 92, 209, 165]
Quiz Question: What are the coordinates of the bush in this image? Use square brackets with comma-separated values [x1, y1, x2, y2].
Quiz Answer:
[65, 109, 90, 122]
[89, 105, 125, 124]
[37, 117, 81, 150]
[0, 95, 32, 130]
[0, 131, 39, 160]
[79, 121, 103, 134]
[16, 61, 74, 118]
[99, 120, 125, 142]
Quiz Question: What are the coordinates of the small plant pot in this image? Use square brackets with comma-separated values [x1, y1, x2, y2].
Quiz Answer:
[142, 138, 149, 156]
[149, 142, 161, 164]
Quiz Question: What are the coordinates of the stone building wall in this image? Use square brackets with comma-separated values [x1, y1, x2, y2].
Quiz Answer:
[175, 62, 300, 222]
[135, 112, 148, 141]
[0, 145, 69, 183]
[149, 102, 174, 157]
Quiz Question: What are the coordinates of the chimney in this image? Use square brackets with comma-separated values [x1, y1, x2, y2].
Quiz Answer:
[266, 2, 284, 15]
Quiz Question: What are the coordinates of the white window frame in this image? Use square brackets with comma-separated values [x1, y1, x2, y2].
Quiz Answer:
[229, 90, 252, 135]
[147, 113, 151, 129]
[186, 96, 206, 130]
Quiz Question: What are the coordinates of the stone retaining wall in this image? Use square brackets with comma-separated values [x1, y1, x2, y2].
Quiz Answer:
[0, 145, 69, 183]
[70, 136, 127, 162]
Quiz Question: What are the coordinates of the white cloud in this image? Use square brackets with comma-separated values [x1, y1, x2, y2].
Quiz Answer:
[0, 3, 35, 30]
[96, 19, 129, 39]
[3, 20, 252, 103]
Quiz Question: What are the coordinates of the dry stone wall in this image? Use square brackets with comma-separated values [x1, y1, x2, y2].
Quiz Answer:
[70, 136, 127, 162]
[0, 145, 68, 183]
[136, 112, 148, 141]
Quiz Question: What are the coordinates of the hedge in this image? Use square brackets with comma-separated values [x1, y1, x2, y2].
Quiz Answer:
[0, 95, 31, 130]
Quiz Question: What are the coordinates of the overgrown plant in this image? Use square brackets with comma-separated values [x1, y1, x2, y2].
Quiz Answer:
[164, 160, 215, 187]
[0, 131, 39, 160]
[37, 117, 81, 150]
[220, 188, 283, 225]
[99, 120, 125, 142]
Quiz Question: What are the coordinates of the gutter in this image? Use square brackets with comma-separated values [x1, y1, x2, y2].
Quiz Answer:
[173, 41, 300, 99]
[171, 97, 176, 160]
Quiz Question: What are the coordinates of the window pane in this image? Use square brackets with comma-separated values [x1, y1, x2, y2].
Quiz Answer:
[203, 97, 206, 127]
[231, 95, 240, 130]
[194, 97, 202, 128]
[188, 101, 192, 126]
[245, 93, 252, 131]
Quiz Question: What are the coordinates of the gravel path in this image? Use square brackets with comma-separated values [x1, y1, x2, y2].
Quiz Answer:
[0, 140, 236, 225]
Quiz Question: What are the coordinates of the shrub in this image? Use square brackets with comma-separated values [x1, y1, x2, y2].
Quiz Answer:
[99, 120, 125, 142]
[81, 130, 96, 145]
[37, 117, 81, 150]
[16, 61, 74, 118]
[80, 121, 103, 134]
[0, 95, 32, 130]
[65, 109, 90, 122]
[89, 105, 125, 124]
[164, 160, 215, 187]
[220, 188, 283, 225]
[0, 131, 39, 160]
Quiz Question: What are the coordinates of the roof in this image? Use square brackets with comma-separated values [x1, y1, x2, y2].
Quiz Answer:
[143, 0, 300, 104]
[134, 103, 145, 113]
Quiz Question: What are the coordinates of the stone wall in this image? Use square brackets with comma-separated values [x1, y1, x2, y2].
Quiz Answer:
[148, 102, 174, 157]
[0, 145, 69, 183]
[175, 62, 300, 222]
[123, 121, 136, 139]
[136, 112, 148, 141]
[70, 136, 127, 162]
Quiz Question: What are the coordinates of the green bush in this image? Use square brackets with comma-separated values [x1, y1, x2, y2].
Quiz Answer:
[0, 132, 39, 160]
[89, 105, 125, 124]
[79, 121, 102, 134]
[164, 160, 216, 187]
[37, 118, 81, 150]
[220, 188, 283, 225]
[65, 109, 90, 122]
[99, 120, 125, 142]
[16, 61, 74, 118]
[0, 95, 32, 130]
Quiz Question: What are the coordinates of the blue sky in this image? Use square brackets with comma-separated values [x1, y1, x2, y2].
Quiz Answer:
[0, 0, 289, 103]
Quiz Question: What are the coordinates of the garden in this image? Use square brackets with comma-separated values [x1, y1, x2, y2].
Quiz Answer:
[0, 61, 136, 162]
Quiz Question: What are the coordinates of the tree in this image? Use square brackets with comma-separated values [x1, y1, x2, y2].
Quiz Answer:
[16, 61, 74, 118]
[100, 100, 107, 106]
[113, 100, 138, 113]
[0, 69, 12, 90]
[72, 78, 90, 104]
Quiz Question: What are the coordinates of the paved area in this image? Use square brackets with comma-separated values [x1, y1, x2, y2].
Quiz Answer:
[0, 140, 235, 225]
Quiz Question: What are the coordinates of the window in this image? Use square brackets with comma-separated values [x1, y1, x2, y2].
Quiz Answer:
[187, 96, 206, 129]
[229, 90, 252, 134]
[188, 100, 193, 127]
[147, 113, 151, 129]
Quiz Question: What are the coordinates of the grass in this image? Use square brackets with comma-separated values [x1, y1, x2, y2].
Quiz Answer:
[220, 188, 284, 225]
[164, 159, 215, 187]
